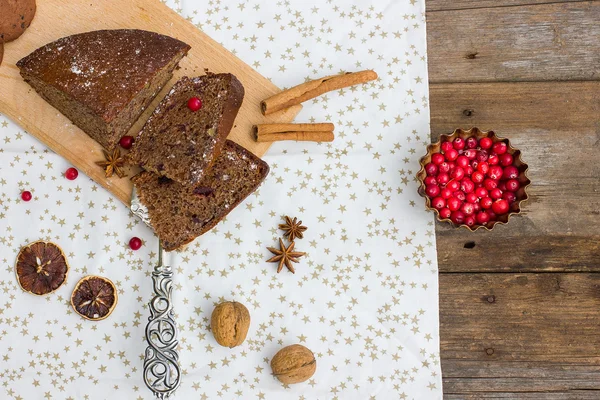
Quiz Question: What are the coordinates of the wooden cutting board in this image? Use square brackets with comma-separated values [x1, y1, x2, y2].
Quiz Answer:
[0, 0, 300, 205]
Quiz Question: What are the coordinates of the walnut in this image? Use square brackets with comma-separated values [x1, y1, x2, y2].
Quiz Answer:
[270, 344, 316, 384]
[210, 301, 250, 348]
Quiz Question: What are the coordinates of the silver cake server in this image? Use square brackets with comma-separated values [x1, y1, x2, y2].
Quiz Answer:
[131, 188, 181, 399]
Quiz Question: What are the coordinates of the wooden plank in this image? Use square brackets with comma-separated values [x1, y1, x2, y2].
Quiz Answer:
[0, 0, 301, 205]
[445, 393, 600, 400]
[429, 81, 600, 272]
[440, 273, 600, 395]
[426, 1, 600, 83]
[427, 0, 588, 12]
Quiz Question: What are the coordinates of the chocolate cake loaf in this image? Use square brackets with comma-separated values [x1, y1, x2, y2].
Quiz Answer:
[132, 140, 269, 251]
[17, 29, 190, 151]
[128, 74, 244, 186]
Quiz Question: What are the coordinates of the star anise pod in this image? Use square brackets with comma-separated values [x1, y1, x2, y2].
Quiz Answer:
[267, 238, 306, 274]
[96, 148, 126, 178]
[278, 216, 307, 241]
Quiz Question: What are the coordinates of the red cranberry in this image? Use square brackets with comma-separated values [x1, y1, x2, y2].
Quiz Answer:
[476, 211, 490, 225]
[465, 136, 478, 149]
[502, 191, 517, 203]
[460, 179, 475, 194]
[488, 210, 497, 220]
[432, 153, 445, 165]
[476, 162, 489, 175]
[480, 197, 493, 209]
[500, 153, 514, 166]
[440, 208, 452, 219]
[445, 148, 459, 161]
[497, 181, 507, 191]
[479, 137, 493, 149]
[453, 137, 466, 150]
[432, 197, 446, 210]
[492, 141, 508, 155]
[441, 141, 453, 153]
[453, 191, 466, 202]
[424, 176, 437, 186]
[488, 165, 503, 180]
[450, 210, 465, 225]
[451, 167, 465, 180]
[466, 193, 479, 204]
[424, 163, 437, 176]
[65, 167, 78, 180]
[471, 171, 485, 184]
[441, 188, 453, 199]
[456, 155, 469, 168]
[425, 185, 441, 198]
[464, 149, 477, 160]
[21, 191, 32, 201]
[463, 166, 474, 176]
[503, 166, 519, 180]
[439, 162, 451, 173]
[129, 237, 143, 250]
[487, 154, 500, 165]
[447, 197, 462, 211]
[476, 150, 489, 163]
[483, 178, 498, 191]
[464, 216, 476, 227]
[187, 97, 203, 111]
[490, 188, 503, 199]
[475, 187, 488, 198]
[437, 173, 450, 185]
[473, 202, 481, 212]
[492, 199, 510, 215]
[119, 135, 134, 149]
[505, 179, 520, 192]
[461, 202, 475, 216]
[447, 180, 460, 192]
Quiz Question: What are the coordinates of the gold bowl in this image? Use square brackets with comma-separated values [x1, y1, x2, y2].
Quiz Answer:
[416, 127, 530, 231]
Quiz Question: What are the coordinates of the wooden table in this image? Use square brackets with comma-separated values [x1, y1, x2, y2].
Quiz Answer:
[426, 1, 600, 398]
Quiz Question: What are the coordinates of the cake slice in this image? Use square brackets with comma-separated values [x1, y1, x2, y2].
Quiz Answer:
[17, 29, 190, 151]
[128, 74, 244, 186]
[132, 140, 269, 251]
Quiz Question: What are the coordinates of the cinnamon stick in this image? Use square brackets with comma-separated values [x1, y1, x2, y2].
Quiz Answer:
[261, 70, 378, 115]
[254, 123, 335, 143]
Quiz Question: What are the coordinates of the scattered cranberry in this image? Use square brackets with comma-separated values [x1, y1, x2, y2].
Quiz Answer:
[464, 149, 477, 160]
[476, 150, 488, 163]
[451, 167, 465, 180]
[441, 141, 453, 153]
[440, 208, 452, 219]
[65, 167, 78, 180]
[445, 148, 459, 161]
[466, 192, 479, 204]
[447, 197, 462, 211]
[505, 179, 520, 192]
[480, 197, 493, 209]
[187, 97, 203, 111]
[492, 142, 508, 155]
[461, 202, 475, 216]
[503, 191, 517, 203]
[425, 185, 440, 198]
[476, 211, 490, 225]
[492, 199, 510, 215]
[439, 162, 451, 173]
[129, 237, 143, 251]
[441, 188, 453, 199]
[465, 137, 478, 149]
[471, 171, 485, 184]
[437, 173, 450, 185]
[453, 137, 465, 150]
[475, 187, 488, 198]
[432, 197, 446, 210]
[488, 165, 504, 180]
[447, 180, 460, 192]
[483, 178, 498, 191]
[464, 216, 476, 227]
[21, 191, 32, 202]
[456, 155, 469, 168]
[119, 135, 135, 149]
[464, 166, 474, 176]
[479, 137, 493, 149]
[497, 181, 507, 191]
[460, 179, 475, 194]
[431, 153, 445, 165]
[490, 188, 503, 199]
[487, 154, 500, 165]
[453, 191, 466, 202]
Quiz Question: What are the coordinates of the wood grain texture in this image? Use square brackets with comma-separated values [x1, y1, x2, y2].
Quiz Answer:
[440, 273, 600, 396]
[426, 1, 600, 83]
[0, 0, 301, 205]
[429, 81, 600, 272]
[427, 0, 588, 12]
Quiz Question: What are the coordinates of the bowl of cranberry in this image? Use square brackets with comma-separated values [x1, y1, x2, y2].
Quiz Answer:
[417, 127, 530, 230]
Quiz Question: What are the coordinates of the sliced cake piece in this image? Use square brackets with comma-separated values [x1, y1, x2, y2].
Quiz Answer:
[132, 140, 269, 252]
[17, 29, 190, 151]
[128, 74, 244, 186]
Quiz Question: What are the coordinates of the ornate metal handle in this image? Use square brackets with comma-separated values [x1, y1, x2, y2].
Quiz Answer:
[143, 243, 181, 399]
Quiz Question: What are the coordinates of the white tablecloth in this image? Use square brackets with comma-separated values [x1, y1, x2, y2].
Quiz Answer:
[0, 0, 441, 398]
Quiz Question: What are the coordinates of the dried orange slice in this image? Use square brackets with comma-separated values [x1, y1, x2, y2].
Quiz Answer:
[71, 276, 118, 321]
[15, 241, 69, 295]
